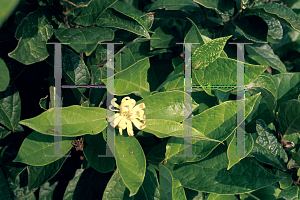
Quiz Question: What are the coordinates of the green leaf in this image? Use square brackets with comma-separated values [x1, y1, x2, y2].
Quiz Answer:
[0, 85, 21, 131]
[134, 164, 160, 199]
[146, 141, 168, 166]
[111, 1, 142, 16]
[38, 180, 59, 200]
[156, 34, 227, 91]
[191, 90, 218, 115]
[102, 169, 133, 199]
[246, 73, 300, 132]
[159, 164, 187, 200]
[207, 193, 237, 200]
[72, 167, 110, 199]
[55, 24, 114, 56]
[291, 148, 300, 167]
[46, 45, 90, 102]
[245, 75, 277, 117]
[245, 43, 287, 73]
[138, 90, 198, 122]
[111, 8, 154, 34]
[255, 13, 283, 39]
[73, 0, 117, 26]
[0, 0, 20, 28]
[277, 186, 299, 200]
[96, 8, 150, 38]
[276, 169, 293, 189]
[8, 8, 54, 65]
[83, 133, 115, 173]
[250, 119, 288, 170]
[239, 184, 281, 200]
[193, 0, 235, 15]
[227, 131, 254, 170]
[6, 171, 36, 199]
[19, 105, 107, 137]
[184, 188, 205, 200]
[62, 46, 90, 101]
[185, 18, 205, 53]
[27, 153, 69, 189]
[159, 62, 185, 92]
[0, 167, 10, 200]
[63, 168, 85, 200]
[192, 57, 267, 96]
[141, 12, 155, 30]
[150, 26, 179, 49]
[103, 165, 160, 199]
[13, 131, 74, 166]
[278, 100, 300, 138]
[146, 0, 201, 12]
[250, 3, 300, 32]
[192, 35, 231, 70]
[102, 57, 151, 98]
[271, 72, 300, 108]
[233, 15, 268, 43]
[165, 93, 261, 164]
[164, 144, 285, 194]
[114, 134, 146, 197]
[114, 41, 170, 72]
[0, 58, 9, 92]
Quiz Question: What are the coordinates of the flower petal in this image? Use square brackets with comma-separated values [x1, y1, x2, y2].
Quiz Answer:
[126, 120, 134, 136]
[132, 103, 145, 112]
[111, 98, 120, 108]
[130, 110, 144, 121]
[121, 97, 136, 110]
[108, 113, 120, 123]
[118, 117, 127, 129]
[108, 105, 119, 112]
[111, 115, 123, 127]
[131, 119, 146, 130]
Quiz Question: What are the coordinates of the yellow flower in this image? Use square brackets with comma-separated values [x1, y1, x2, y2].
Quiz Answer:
[107, 97, 146, 136]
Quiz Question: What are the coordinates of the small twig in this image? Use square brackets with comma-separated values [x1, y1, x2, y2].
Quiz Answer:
[62, 0, 92, 15]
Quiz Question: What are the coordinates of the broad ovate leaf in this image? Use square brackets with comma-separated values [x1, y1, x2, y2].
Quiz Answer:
[8, 8, 54, 65]
[192, 57, 267, 96]
[250, 3, 300, 32]
[114, 134, 146, 197]
[0, 0, 20, 28]
[102, 57, 151, 98]
[96, 8, 150, 38]
[83, 133, 115, 173]
[19, 105, 106, 137]
[165, 93, 261, 164]
[245, 43, 286, 73]
[0, 85, 21, 131]
[73, 0, 117, 26]
[250, 119, 288, 170]
[192, 35, 231, 70]
[278, 100, 300, 139]
[55, 24, 114, 56]
[27, 153, 69, 189]
[159, 164, 187, 200]
[227, 131, 254, 170]
[102, 165, 159, 199]
[13, 131, 74, 166]
[164, 144, 284, 194]
[0, 58, 9, 92]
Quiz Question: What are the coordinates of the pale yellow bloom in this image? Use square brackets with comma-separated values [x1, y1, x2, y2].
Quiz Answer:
[107, 97, 146, 136]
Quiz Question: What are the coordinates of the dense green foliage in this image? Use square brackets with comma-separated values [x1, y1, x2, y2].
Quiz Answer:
[0, 0, 300, 199]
